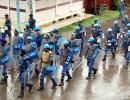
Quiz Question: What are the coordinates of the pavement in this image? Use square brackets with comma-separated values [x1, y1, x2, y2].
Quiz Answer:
[0, 53, 130, 100]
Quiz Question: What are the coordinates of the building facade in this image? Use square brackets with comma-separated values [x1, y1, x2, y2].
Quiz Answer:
[0, 0, 84, 23]
[84, 0, 112, 13]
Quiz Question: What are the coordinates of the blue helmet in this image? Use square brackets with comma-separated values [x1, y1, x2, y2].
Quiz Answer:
[27, 36, 33, 40]
[94, 18, 98, 22]
[25, 22, 30, 27]
[107, 28, 112, 32]
[128, 30, 130, 35]
[34, 26, 41, 31]
[127, 23, 130, 27]
[52, 28, 59, 33]
[124, 15, 128, 19]
[75, 26, 80, 30]
[114, 20, 118, 24]
[94, 23, 100, 27]
[71, 32, 76, 36]
[46, 32, 51, 37]
[15, 29, 20, 34]
[77, 19, 82, 23]
[43, 44, 50, 49]
[64, 40, 69, 46]
[88, 37, 95, 42]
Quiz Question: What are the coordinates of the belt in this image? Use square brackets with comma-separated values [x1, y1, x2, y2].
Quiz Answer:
[42, 61, 47, 64]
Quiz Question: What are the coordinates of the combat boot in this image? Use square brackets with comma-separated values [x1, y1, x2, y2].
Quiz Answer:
[37, 82, 44, 91]
[0, 76, 7, 85]
[66, 75, 72, 82]
[112, 53, 115, 59]
[18, 87, 24, 98]
[59, 75, 64, 86]
[51, 78, 57, 89]
[102, 55, 106, 61]
[26, 83, 33, 92]
[86, 72, 91, 80]
[93, 69, 98, 77]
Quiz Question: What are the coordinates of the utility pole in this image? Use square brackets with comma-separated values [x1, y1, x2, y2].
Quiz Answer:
[16, 0, 21, 32]
[8, 0, 10, 16]
[55, 0, 58, 16]
[26, 0, 35, 19]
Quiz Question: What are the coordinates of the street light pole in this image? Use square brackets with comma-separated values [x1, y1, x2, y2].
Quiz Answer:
[16, 0, 21, 32]
[8, 0, 10, 16]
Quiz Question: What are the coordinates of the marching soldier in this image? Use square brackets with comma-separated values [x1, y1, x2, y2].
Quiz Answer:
[18, 49, 33, 98]
[24, 22, 32, 45]
[102, 28, 117, 61]
[59, 41, 73, 86]
[0, 39, 10, 84]
[12, 29, 23, 60]
[33, 26, 43, 48]
[122, 30, 130, 68]
[4, 14, 12, 44]
[112, 20, 121, 39]
[52, 28, 62, 55]
[85, 37, 99, 79]
[77, 19, 86, 36]
[28, 14, 36, 30]
[37, 44, 57, 91]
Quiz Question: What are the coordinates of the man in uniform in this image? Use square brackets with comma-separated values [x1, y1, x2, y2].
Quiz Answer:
[112, 20, 121, 40]
[52, 28, 62, 55]
[118, 0, 125, 19]
[33, 26, 43, 48]
[18, 49, 33, 98]
[28, 14, 36, 30]
[4, 14, 12, 44]
[12, 29, 23, 60]
[24, 22, 32, 45]
[85, 37, 99, 79]
[59, 41, 73, 86]
[0, 39, 10, 84]
[122, 30, 130, 68]
[37, 44, 57, 91]
[102, 28, 117, 61]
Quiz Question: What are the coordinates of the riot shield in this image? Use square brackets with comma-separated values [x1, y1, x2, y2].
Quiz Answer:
[23, 42, 39, 60]
[0, 47, 11, 65]
[0, 46, 14, 71]
[71, 39, 82, 72]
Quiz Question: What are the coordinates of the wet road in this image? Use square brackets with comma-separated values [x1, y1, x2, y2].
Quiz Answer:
[0, 53, 130, 100]
[0, 6, 130, 100]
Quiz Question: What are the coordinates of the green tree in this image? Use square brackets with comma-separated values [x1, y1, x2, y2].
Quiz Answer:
[112, 0, 120, 10]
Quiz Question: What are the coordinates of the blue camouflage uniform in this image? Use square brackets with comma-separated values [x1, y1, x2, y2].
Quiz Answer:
[75, 26, 84, 48]
[102, 28, 117, 61]
[122, 30, 130, 66]
[0, 39, 10, 84]
[13, 29, 23, 56]
[18, 49, 33, 98]
[28, 14, 36, 30]
[33, 26, 43, 48]
[59, 41, 73, 86]
[85, 37, 99, 79]
[112, 21, 121, 39]
[4, 17, 12, 43]
[53, 28, 62, 55]
[24, 24, 34, 45]
[121, 15, 130, 27]
[118, 1, 125, 18]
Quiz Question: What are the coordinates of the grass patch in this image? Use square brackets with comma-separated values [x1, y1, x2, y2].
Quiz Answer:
[59, 10, 119, 33]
